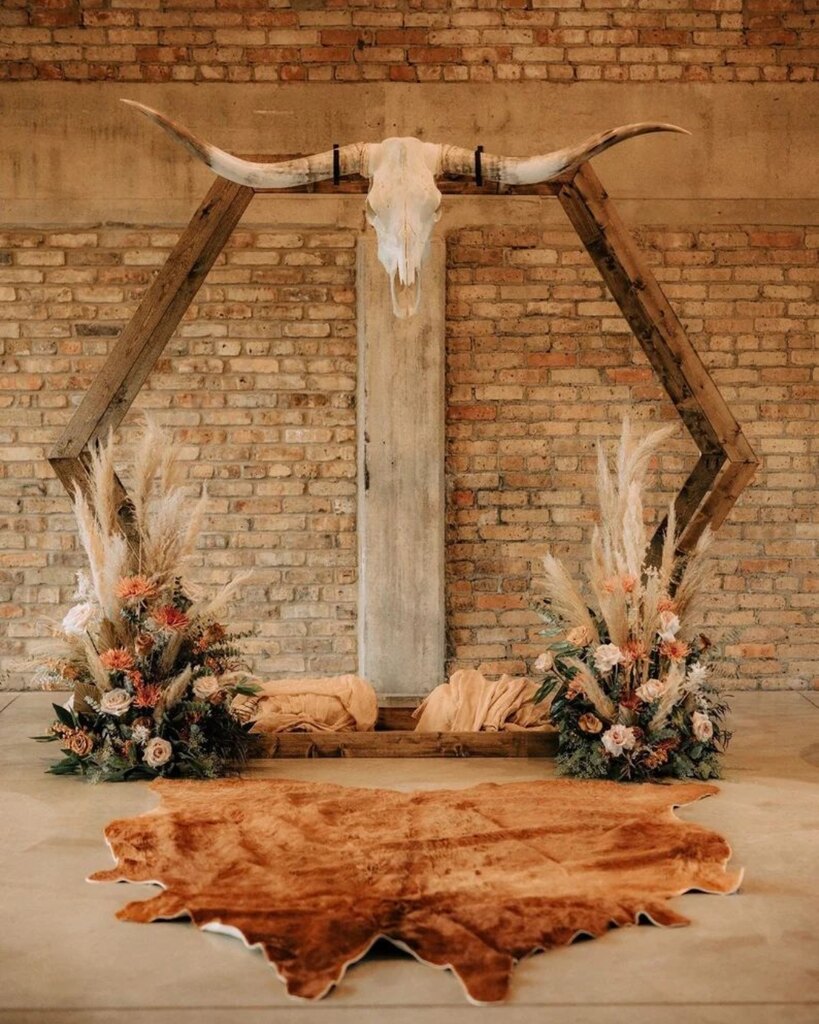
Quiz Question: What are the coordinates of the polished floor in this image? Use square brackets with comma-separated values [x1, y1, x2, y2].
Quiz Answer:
[1, 690, 817, 1024]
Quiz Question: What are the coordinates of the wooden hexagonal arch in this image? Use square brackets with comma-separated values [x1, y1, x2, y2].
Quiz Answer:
[47, 161, 757, 560]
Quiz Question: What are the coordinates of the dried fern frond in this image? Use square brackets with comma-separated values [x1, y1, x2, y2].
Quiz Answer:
[539, 555, 599, 642]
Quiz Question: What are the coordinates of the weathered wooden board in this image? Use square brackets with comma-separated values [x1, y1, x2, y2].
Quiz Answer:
[254, 725, 557, 759]
[557, 163, 758, 557]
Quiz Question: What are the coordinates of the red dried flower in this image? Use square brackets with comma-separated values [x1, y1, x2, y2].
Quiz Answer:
[152, 606, 189, 632]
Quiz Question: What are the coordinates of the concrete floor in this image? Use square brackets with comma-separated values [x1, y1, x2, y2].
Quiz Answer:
[1, 691, 817, 1024]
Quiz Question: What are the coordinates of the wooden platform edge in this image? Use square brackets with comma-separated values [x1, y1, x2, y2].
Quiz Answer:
[253, 728, 558, 759]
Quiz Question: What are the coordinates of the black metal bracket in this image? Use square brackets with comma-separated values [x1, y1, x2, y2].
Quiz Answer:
[333, 144, 340, 186]
[474, 145, 484, 187]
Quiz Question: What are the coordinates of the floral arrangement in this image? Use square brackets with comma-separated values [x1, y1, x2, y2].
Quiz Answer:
[34, 421, 258, 782]
[533, 419, 731, 782]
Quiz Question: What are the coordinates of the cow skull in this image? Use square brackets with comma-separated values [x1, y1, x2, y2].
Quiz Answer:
[123, 101, 688, 319]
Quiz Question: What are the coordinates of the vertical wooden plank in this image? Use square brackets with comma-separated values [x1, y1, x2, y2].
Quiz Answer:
[357, 237, 446, 695]
[48, 178, 254, 463]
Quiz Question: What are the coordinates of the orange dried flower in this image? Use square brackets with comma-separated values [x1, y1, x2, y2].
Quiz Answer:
[657, 597, 678, 613]
[100, 647, 136, 672]
[195, 622, 227, 652]
[642, 745, 669, 769]
[602, 577, 618, 595]
[58, 662, 80, 681]
[660, 639, 690, 662]
[621, 639, 647, 664]
[133, 678, 162, 709]
[116, 575, 157, 603]
[152, 605, 189, 633]
[621, 574, 637, 594]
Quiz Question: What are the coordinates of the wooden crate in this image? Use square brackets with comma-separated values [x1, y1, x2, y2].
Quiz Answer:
[253, 706, 558, 759]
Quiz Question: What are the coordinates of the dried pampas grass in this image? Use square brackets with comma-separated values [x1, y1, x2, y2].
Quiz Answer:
[539, 555, 599, 644]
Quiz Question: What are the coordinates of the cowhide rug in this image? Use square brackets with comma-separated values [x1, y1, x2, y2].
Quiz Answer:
[89, 778, 741, 1003]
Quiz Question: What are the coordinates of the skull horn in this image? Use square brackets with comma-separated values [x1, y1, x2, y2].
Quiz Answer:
[122, 100, 366, 188]
[440, 122, 690, 185]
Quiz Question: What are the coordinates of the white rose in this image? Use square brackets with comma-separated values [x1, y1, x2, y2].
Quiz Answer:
[193, 675, 221, 700]
[62, 602, 97, 636]
[601, 724, 637, 757]
[534, 652, 554, 673]
[687, 662, 708, 689]
[692, 711, 714, 742]
[144, 737, 173, 768]
[657, 610, 681, 642]
[100, 688, 132, 717]
[636, 679, 665, 703]
[593, 643, 624, 674]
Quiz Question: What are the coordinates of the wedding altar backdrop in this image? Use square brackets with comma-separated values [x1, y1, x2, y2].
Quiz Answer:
[46, 113, 757, 704]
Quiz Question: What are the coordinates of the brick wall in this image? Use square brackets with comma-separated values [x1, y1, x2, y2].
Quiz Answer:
[0, 222, 816, 690]
[445, 223, 818, 691]
[1, 0, 816, 84]
[0, 226, 360, 685]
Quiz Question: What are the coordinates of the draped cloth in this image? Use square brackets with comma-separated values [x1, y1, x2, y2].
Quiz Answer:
[412, 668, 552, 733]
[232, 675, 378, 734]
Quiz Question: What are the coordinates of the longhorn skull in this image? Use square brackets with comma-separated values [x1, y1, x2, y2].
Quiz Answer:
[123, 101, 688, 319]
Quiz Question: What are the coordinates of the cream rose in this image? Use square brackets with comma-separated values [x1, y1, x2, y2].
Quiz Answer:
[61, 602, 97, 636]
[636, 679, 665, 703]
[144, 737, 173, 768]
[593, 643, 624, 674]
[601, 724, 637, 757]
[193, 675, 221, 700]
[533, 652, 554, 673]
[566, 625, 594, 648]
[100, 688, 133, 717]
[657, 610, 681, 642]
[578, 713, 603, 734]
[691, 711, 714, 742]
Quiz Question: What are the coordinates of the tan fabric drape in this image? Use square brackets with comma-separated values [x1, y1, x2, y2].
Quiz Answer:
[232, 675, 378, 734]
[412, 668, 552, 733]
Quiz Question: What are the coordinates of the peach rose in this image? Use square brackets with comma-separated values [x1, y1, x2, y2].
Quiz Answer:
[636, 679, 665, 703]
[578, 713, 603, 734]
[67, 730, 94, 757]
[566, 625, 594, 648]
[100, 688, 133, 717]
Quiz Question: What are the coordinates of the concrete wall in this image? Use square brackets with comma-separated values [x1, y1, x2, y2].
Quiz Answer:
[0, 9, 817, 692]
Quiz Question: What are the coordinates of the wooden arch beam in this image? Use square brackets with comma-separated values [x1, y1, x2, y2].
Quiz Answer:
[47, 164, 757, 557]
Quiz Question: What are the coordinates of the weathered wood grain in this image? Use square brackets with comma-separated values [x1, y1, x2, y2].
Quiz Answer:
[255, 728, 557, 758]
[557, 163, 758, 556]
[48, 178, 253, 463]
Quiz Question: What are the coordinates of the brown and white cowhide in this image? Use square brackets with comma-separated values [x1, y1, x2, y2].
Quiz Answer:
[89, 778, 741, 1003]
